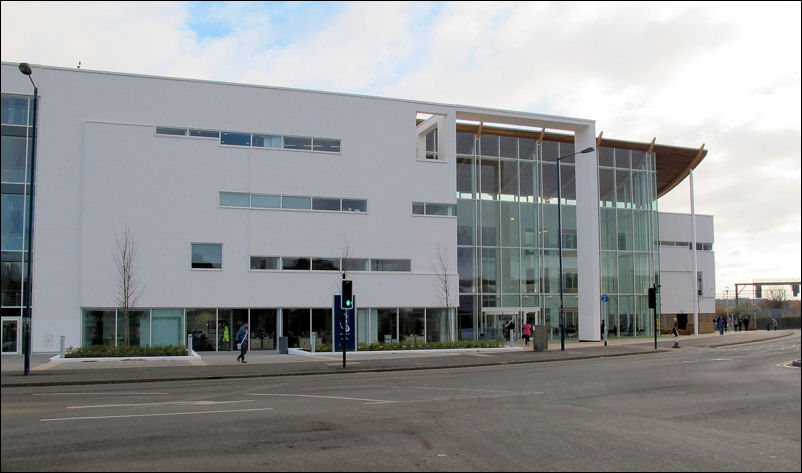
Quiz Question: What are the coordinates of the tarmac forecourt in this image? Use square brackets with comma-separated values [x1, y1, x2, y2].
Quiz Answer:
[1, 330, 796, 388]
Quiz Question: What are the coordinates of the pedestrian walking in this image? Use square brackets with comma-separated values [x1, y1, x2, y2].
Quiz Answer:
[744, 317, 750, 331]
[718, 316, 724, 336]
[235, 321, 249, 363]
[772, 318, 778, 331]
[672, 318, 680, 348]
[522, 321, 532, 347]
[735, 315, 741, 332]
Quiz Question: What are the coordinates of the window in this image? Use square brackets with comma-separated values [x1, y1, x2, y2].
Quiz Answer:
[425, 129, 438, 160]
[282, 257, 310, 270]
[341, 199, 367, 212]
[283, 136, 312, 151]
[312, 258, 340, 271]
[189, 129, 219, 138]
[413, 202, 456, 216]
[250, 256, 280, 270]
[156, 127, 187, 136]
[220, 132, 251, 146]
[1, 96, 29, 125]
[219, 192, 249, 207]
[312, 197, 341, 211]
[371, 259, 411, 272]
[425, 203, 456, 216]
[282, 196, 311, 210]
[312, 138, 340, 153]
[343, 258, 369, 271]
[252, 134, 282, 148]
[191, 243, 222, 269]
[251, 194, 281, 209]
[456, 132, 476, 155]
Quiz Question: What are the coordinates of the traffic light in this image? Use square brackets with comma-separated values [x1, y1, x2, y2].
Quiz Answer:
[341, 279, 353, 309]
[755, 285, 762, 299]
[648, 287, 656, 309]
[792, 284, 799, 297]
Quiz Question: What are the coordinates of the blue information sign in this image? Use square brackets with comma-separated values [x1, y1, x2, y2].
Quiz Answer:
[601, 294, 609, 303]
[334, 294, 356, 351]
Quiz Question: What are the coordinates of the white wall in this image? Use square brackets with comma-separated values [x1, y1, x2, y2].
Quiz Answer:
[658, 212, 716, 314]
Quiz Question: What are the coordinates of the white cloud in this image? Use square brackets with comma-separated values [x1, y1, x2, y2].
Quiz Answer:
[2, 0, 800, 296]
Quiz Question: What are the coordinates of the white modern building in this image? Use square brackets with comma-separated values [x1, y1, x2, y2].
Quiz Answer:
[1, 62, 714, 354]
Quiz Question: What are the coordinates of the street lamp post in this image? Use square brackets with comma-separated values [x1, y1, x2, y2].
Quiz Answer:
[18, 63, 37, 376]
[556, 146, 595, 351]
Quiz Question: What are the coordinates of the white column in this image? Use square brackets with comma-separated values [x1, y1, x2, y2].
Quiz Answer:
[690, 170, 699, 335]
[575, 125, 601, 341]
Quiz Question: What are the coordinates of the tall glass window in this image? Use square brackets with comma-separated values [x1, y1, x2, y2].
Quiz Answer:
[251, 309, 277, 350]
[151, 309, 184, 346]
[187, 309, 216, 351]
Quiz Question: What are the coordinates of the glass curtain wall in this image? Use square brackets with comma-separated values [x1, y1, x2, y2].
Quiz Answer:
[1, 95, 33, 342]
[456, 132, 579, 340]
[597, 147, 660, 337]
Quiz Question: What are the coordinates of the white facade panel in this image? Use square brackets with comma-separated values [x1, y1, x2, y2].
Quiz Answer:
[658, 213, 716, 315]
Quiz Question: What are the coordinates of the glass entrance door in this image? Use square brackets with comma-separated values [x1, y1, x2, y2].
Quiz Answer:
[2, 318, 20, 354]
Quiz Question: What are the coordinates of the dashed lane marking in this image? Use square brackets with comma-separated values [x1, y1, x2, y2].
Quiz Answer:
[248, 393, 396, 405]
[33, 392, 169, 396]
[67, 400, 254, 409]
[41, 407, 274, 422]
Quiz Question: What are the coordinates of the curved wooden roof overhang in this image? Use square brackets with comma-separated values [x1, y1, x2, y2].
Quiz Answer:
[450, 122, 707, 198]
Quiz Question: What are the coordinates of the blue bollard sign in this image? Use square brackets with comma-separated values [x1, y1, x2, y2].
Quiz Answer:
[601, 294, 609, 303]
[334, 294, 356, 352]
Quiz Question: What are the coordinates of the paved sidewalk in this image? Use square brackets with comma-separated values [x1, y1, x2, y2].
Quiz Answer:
[1, 330, 795, 388]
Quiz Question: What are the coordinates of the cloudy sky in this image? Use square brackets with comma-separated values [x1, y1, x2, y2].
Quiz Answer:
[2, 1, 800, 298]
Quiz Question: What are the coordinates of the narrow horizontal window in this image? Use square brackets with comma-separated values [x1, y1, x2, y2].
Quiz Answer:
[312, 138, 341, 153]
[250, 256, 280, 270]
[282, 257, 310, 270]
[312, 197, 340, 211]
[341, 199, 367, 212]
[192, 243, 222, 269]
[251, 194, 281, 209]
[425, 203, 456, 216]
[219, 192, 250, 207]
[282, 196, 311, 210]
[412, 202, 425, 215]
[312, 258, 340, 271]
[343, 258, 370, 272]
[371, 259, 411, 272]
[189, 129, 220, 138]
[252, 134, 282, 148]
[283, 136, 312, 151]
[156, 127, 187, 136]
[220, 132, 251, 146]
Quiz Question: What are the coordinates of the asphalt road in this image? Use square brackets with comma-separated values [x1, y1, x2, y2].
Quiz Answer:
[2, 334, 800, 472]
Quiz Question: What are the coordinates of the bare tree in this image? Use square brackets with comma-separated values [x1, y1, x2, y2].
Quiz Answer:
[763, 287, 787, 310]
[433, 243, 455, 318]
[114, 225, 144, 346]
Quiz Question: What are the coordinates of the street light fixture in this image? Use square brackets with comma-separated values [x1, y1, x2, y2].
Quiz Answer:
[555, 146, 594, 351]
[18, 63, 38, 375]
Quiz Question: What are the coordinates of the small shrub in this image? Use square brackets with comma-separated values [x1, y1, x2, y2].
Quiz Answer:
[64, 344, 188, 358]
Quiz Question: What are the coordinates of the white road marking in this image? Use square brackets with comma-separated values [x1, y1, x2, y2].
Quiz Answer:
[248, 393, 395, 404]
[67, 400, 254, 409]
[41, 407, 273, 422]
[33, 392, 169, 396]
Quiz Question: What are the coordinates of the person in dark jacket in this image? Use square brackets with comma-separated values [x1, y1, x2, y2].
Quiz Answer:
[672, 318, 680, 348]
[235, 322, 249, 363]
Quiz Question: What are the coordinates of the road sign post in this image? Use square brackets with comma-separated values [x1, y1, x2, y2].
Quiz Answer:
[601, 294, 609, 346]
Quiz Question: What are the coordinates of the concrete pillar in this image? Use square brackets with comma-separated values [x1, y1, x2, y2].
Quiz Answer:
[575, 124, 601, 341]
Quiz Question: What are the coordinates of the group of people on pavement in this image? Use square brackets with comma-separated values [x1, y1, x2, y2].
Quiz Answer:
[713, 315, 753, 335]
